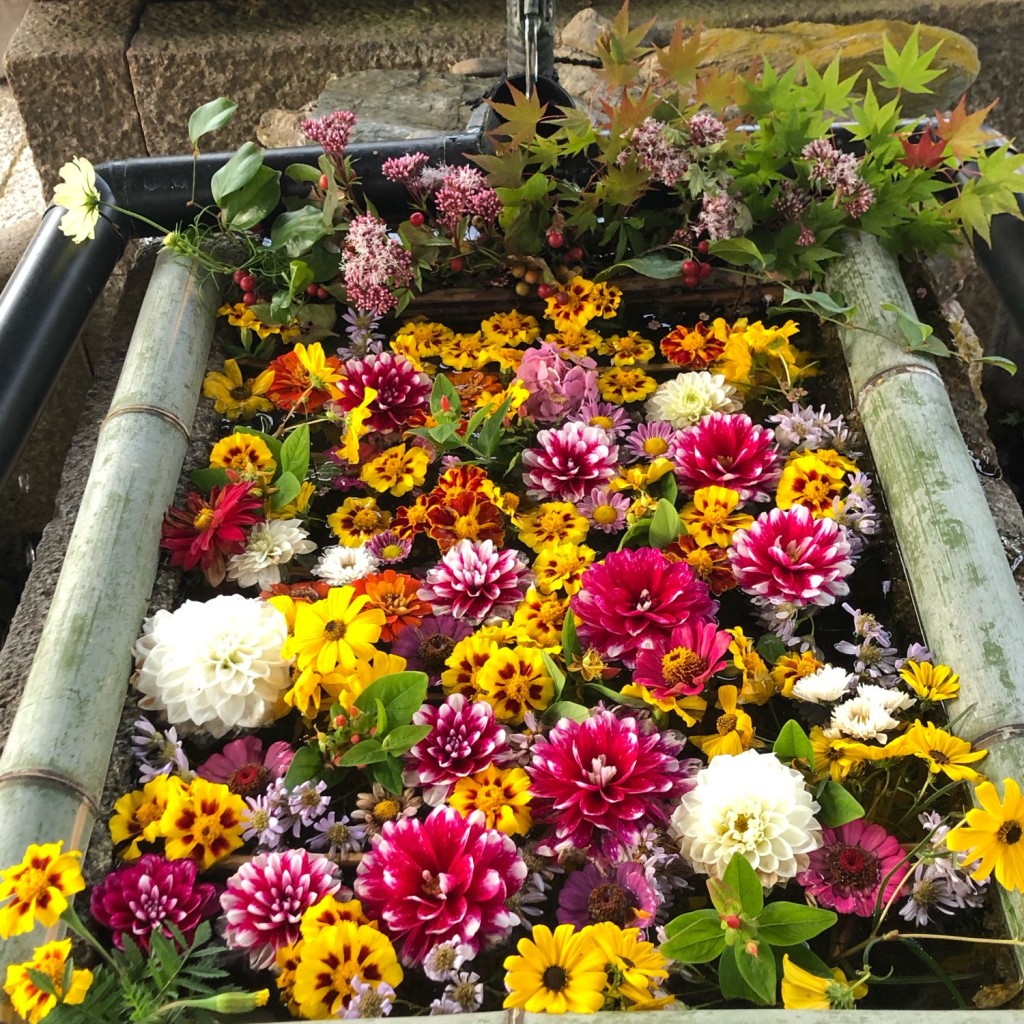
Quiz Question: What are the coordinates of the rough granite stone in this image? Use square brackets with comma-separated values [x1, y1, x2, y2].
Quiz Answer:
[4, 0, 146, 189]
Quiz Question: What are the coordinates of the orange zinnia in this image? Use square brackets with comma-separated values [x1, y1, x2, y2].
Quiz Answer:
[267, 342, 344, 413]
[351, 571, 432, 642]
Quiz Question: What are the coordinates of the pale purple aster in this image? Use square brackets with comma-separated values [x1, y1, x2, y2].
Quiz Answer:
[309, 811, 366, 858]
[429, 998, 460, 1015]
[418, 539, 531, 622]
[769, 403, 836, 452]
[577, 395, 632, 439]
[343, 979, 396, 1019]
[578, 487, 629, 534]
[242, 777, 292, 849]
[834, 638, 898, 681]
[366, 529, 412, 564]
[337, 307, 385, 359]
[390, 613, 475, 682]
[506, 874, 550, 927]
[443, 972, 484, 1012]
[287, 779, 330, 835]
[557, 860, 660, 930]
[625, 421, 681, 463]
[522, 421, 619, 503]
[131, 717, 190, 782]
[898, 642, 936, 670]
[899, 861, 967, 926]
[422, 940, 473, 982]
[302, 109, 357, 159]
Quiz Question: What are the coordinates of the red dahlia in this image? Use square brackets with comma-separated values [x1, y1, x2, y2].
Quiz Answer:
[337, 352, 431, 433]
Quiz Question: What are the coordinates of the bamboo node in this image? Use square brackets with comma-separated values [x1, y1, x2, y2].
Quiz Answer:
[0, 768, 102, 818]
[100, 403, 191, 440]
[855, 361, 943, 407]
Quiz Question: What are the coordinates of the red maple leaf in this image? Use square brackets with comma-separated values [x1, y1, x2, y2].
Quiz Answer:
[898, 129, 949, 169]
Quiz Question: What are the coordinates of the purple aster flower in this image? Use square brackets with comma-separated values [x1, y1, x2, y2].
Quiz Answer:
[625, 421, 681, 463]
[337, 306, 385, 359]
[287, 779, 330, 835]
[242, 778, 291, 849]
[131, 717, 190, 782]
[343, 978, 396, 1019]
[422, 940, 473, 982]
[578, 487, 629, 534]
[443, 972, 483, 1012]
[366, 529, 412, 565]
[309, 811, 366, 857]
[557, 860, 661, 930]
[390, 614, 475, 683]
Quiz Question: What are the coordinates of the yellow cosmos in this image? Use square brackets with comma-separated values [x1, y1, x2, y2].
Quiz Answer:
[203, 359, 275, 421]
[597, 366, 658, 404]
[109, 773, 183, 861]
[477, 646, 554, 724]
[772, 649, 824, 697]
[620, 682, 706, 727]
[283, 586, 386, 674]
[449, 765, 533, 835]
[4, 939, 93, 1023]
[899, 660, 960, 702]
[809, 726, 881, 782]
[0, 843, 85, 939]
[781, 954, 867, 1010]
[516, 501, 590, 553]
[690, 685, 761, 759]
[361, 443, 431, 497]
[585, 922, 670, 1007]
[727, 627, 777, 704]
[947, 778, 1024, 891]
[209, 431, 276, 485]
[712, 327, 754, 385]
[889, 720, 987, 782]
[160, 777, 247, 870]
[339, 386, 378, 465]
[533, 542, 596, 596]
[610, 458, 675, 494]
[681, 486, 753, 547]
[328, 495, 391, 547]
[53, 157, 102, 244]
[504, 924, 608, 1013]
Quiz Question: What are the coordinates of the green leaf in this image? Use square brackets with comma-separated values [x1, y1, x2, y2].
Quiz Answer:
[660, 471, 678, 503]
[586, 683, 648, 709]
[353, 671, 429, 727]
[270, 471, 300, 510]
[562, 609, 581, 663]
[211, 141, 265, 206]
[374, 698, 389, 737]
[542, 700, 590, 724]
[286, 259, 315, 303]
[541, 650, 566, 701]
[283, 742, 322, 788]
[755, 902, 837, 946]
[649, 497, 681, 548]
[475, 389, 517, 458]
[219, 164, 281, 231]
[381, 723, 432, 753]
[188, 97, 237, 149]
[371, 755, 406, 794]
[975, 355, 1018, 375]
[775, 286, 854, 318]
[190, 466, 230, 491]
[594, 252, 683, 282]
[724, 853, 764, 916]
[271, 206, 330, 258]
[880, 302, 951, 357]
[868, 26, 945, 95]
[815, 779, 866, 827]
[337, 739, 389, 766]
[285, 162, 324, 184]
[719, 943, 763, 1003]
[734, 941, 778, 1005]
[430, 373, 462, 421]
[707, 236, 768, 269]
[756, 632, 786, 664]
[659, 909, 727, 964]
[616, 517, 651, 550]
[280, 423, 310, 482]
[773, 720, 815, 769]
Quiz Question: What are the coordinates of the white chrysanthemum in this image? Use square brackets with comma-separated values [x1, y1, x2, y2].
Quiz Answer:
[825, 692, 901, 743]
[856, 682, 916, 715]
[790, 664, 853, 704]
[226, 518, 317, 589]
[645, 371, 741, 429]
[669, 749, 821, 888]
[311, 543, 379, 586]
[133, 595, 291, 738]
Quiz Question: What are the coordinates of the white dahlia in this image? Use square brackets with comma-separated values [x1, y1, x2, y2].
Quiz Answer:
[310, 543, 378, 587]
[670, 749, 821, 888]
[133, 595, 291, 738]
[226, 518, 317, 590]
[644, 371, 741, 429]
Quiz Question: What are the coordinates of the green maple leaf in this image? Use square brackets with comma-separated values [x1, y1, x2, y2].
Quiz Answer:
[654, 21, 709, 89]
[869, 26, 946, 95]
[469, 149, 532, 189]
[595, 1, 656, 89]
[485, 82, 548, 151]
[801, 54, 860, 120]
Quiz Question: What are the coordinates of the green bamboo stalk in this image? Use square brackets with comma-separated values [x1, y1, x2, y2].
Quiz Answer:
[0, 250, 220, 974]
[825, 233, 1024, 965]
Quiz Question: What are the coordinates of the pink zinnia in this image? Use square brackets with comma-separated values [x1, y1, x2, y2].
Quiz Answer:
[529, 708, 695, 855]
[402, 694, 509, 804]
[355, 806, 526, 964]
[797, 818, 906, 916]
[90, 854, 217, 953]
[670, 412, 782, 501]
[221, 849, 342, 969]
[337, 351, 431, 432]
[522, 421, 619, 503]
[634, 619, 732, 699]
[729, 505, 853, 607]
[571, 547, 717, 668]
[196, 735, 294, 798]
[418, 539, 531, 622]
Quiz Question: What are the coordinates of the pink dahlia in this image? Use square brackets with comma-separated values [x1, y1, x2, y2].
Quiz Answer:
[556, 860, 660, 931]
[797, 818, 906, 916]
[670, 412, 782, 501]
[355, 806, 526, 964]
[337, 351, 431, 432]
[89, 854, 217, 953]
[634, 619, 732, 699]
[418, 539, 531, 623]
[221, 848, 342, 968]
[571, 547, 717, 668]
[196, 735, 294, 798]
[522, 421, 619, 503]
[528, 708, 696, 855]
[403, 694, 509, 804]
[729, 505, 853, 607]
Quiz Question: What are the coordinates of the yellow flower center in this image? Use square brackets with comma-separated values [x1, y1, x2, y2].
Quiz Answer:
[373, 799, 402, 821]
[454, 515, 479, 539]
[196, 821, 220, 845]
[590, 415, 614, 429]
[701, 503, 729, 526]
[13, 868, 47, 904]
[717, 713, 739, 735]
[382, 543, 405, 559]
[538, 512, 566, 535]
[475, 782, 507, 817]
[593, 505, 618, 525]
[661, 646, 706, 686]
[998, 820, 1023, 845]
[732, 813, 750, 833]
[353, 509, 380, 530]
[193, 507, 216, 531]
[643, 436, 669, 456]
[687, 549, 714, 577]
[804, 479, 832, 503]
[323, 620, 347, 642]
[136, 802, 162, 827]
[502, 674, 531, 703]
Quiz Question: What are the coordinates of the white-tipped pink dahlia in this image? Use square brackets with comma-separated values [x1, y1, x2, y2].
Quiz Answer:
[670, 412, 782, 501]
[220, 848, 343, 969]
[403, 694, 509, 805]
[529, 707, 696, 856]
[337, 351, 431, 432]
[729, 504, 854, 607]
[355, 806, 526, 964]
[522, 421, 619, 503]
[418, 539, 531, 623]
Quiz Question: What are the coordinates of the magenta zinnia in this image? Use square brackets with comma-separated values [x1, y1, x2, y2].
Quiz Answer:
[89, 854, 217, 953]
[337, 351, 430, 432]
[402, 693, 509, 804]
[221, 848, 342, 968]
[633, 619, 732, 699]
[355, 806, 526, 964]
[729, 505, 854, 607]
[418, 539, 531, 622]
[522, 421, 619, 503]
[528, 708, 695, 855]
[571, 547, 717, 667]
[670, 412, 782, 501]
[797, 818, 907, 917]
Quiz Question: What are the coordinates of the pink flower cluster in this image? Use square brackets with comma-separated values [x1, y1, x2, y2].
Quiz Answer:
[621, 118, 689, 186]
[302, 110, 357, 158]
[435, 166, 503, 234]
[343, 213, 415, 317]
[801, 138, 875, 218]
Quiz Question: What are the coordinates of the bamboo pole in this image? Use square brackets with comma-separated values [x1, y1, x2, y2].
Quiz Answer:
[0, 249, 220, 977]
[825, 233, 1024, 962]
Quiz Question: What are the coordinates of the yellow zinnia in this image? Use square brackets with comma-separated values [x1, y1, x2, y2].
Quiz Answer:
[0, 842, 85, 939]
[504, 923, 608, 1013]
[449, 765, 533, 836]
[53, 157, 102, 244]
[781, 954, 867, 1009]
[283, 586, 386, 674]
[690, 684, 761, 759]
[4, 939, 93, 1023]
[946, 778, 1024, 891]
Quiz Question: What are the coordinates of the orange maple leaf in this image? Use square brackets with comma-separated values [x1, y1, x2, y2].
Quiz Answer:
[935, 94, 998, 162]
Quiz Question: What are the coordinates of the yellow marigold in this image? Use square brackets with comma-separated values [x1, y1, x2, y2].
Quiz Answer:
[776, 453, 846, 518]
[328, 495, 392, 547]
[516, 501, 589, 553]
[0, 843, 85, 939]
[361, 443, 431, 497]
[483, 344, 525, 371]
[475, 620, 521, 645]
[590, 281, 622, 318]
[598, 366, 658, 404]
[109, 774, 183, 861]
[585, 922, 670, 1007]
[203, 359, 275, 421]
[889, 720, 987, 782]
[544, 323, 602, 358]
[781, 954, 867, 1010]
[442, 634, 499, 697]
[544, 276, 598, 330]
[477, 645, 554, 724]
[283, 586, 386, 674]
[680, 486, 753, 547]
[390, 320, 452, 360]
[604, 330, 655, 366]
[533, 542, 596, 596]
[160, 777, 247, 870]
[481, 309, 541, 347]
[689, 685, 760, 759]
[449, 765, 533, 835]
[300, 895, 377, 941]
[899, 660, 960, 702]
[946, 777, 1024, 891]
[4, 939, 93, 1023]
[727, 627, 778, 704]
[512, 587, 568, 648]
[440, 330, 488, 370]
[209, 431, 276, 487]
[772, 649, 825, 697]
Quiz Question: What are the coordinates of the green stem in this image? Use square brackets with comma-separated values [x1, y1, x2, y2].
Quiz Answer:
[61, 904, 119, 971]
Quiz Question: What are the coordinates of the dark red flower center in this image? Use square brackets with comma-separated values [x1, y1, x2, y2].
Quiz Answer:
[227, 762, 269, 797]
[421, 632, 457, 670]
[999, 821, 1023, 845]
[825, 844, 878, 890]
[542, 965, 569, 991]
[587, 882, 634, 926]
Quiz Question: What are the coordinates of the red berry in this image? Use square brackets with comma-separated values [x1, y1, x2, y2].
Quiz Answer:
[450, 256, 465, 273]
[697, 239, 711, 255]
[242, 291, 258, 306]
[698, 261, 713, 279]
[722, 914, 742, 930]
[566, 246, 584, 263]
[537, 283, 554, 299]
[232, 269, 246, 284]
[682, 259, 699, 276]
[319, 173, 330, 190]
[546, 230, 564, 248]
[409, 211, 426, 227]
[239, 274, 256, 293]
[306, 283, 319, 296]
[317, 285, 330, 299]
[683, 274, 700, 289]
